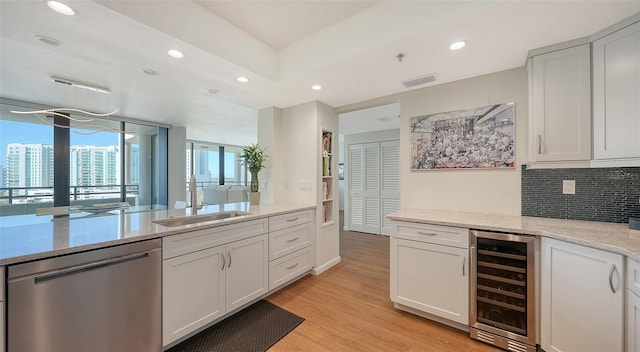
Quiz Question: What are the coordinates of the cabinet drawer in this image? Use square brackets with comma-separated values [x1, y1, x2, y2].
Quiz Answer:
[269, 223, 312, 261]
[163, 218, 268, 259]
[269, 210, 311, 232]
[392, 221, 469, 248]
[269, 248, 311, 291]
[629, 257, 640, 296]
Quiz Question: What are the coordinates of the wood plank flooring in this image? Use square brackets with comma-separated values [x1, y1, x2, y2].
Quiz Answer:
[266, 223, 501, 352]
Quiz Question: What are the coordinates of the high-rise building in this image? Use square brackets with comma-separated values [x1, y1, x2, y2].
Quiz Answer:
[70, 145, 120, 187]
[4, 143, 54, 188]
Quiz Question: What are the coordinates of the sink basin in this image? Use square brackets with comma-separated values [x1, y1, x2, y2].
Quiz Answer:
[153, 211, 251, 227]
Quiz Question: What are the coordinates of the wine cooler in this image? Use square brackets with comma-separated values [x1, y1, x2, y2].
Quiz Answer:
[470, 230, 537, 352]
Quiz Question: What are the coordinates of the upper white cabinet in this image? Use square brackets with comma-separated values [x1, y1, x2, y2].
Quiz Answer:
[529, 44, 592, 164]
[541, 237, 624, 352]
[592, 20, 640, 165]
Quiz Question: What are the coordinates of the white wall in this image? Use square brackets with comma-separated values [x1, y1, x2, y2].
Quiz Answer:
[257, 107, 282, 204]
[337, 67, 526, 216]
[168, 125, 187, 207]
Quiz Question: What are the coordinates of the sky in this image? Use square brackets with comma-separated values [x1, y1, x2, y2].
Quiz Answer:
[0, 120, 117, 165]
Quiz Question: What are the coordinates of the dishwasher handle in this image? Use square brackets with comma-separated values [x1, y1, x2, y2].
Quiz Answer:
[34, 252, 149, 284]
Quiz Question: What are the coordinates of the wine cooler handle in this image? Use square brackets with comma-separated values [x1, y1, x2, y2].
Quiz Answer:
[538, 135, 542, 154]
[609, 264, 617, 293]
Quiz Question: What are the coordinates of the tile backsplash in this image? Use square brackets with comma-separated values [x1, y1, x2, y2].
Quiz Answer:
[521, 166, 640, 223]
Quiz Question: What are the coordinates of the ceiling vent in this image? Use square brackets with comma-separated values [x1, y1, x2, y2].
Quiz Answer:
[402, 74, 437, 88]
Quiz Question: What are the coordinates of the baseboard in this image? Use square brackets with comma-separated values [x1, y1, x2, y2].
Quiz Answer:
[311, 256, 341, 275]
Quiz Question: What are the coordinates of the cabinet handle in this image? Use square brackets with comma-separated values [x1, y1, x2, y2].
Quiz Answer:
[286, 237, 299, 243]
[286, 217, 299, 222]
[538, 135, 542, 154]
[417, 231, 437, 236]
[462, 256, 466, 276]
[609, 264, 617, 293]
[286, 262, 299, 270]
[221, 252, 226, 271]
[227, 251, 232, 268]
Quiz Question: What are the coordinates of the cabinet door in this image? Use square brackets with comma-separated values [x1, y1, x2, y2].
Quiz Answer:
[363, 142, 381, 234]
[390, 238, 469, 324]
[541, 238, 623, 352]
[593, 21, 640, 161]
[162, 246, 225, 346]
[225, 234, 268, 312]
[629, 290, 640, 352]
[531, 44, 591, 162]
[348, 144, 364, 232]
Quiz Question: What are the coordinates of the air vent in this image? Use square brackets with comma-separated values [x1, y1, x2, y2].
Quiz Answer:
[475, 330, 495, 344]
[507, 340, 529, 352]
[402, 74, 436, 88]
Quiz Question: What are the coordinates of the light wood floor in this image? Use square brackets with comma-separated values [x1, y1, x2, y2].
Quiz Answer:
[266, 221, 501, 352]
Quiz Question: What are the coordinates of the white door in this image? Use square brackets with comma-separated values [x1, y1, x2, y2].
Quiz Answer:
[162, 246, 226, 346]
[531, 44, 591, 162]
[541, 237, 624, 352]
[225, 234, 268, 312]
[363, 142, 380, 234]
[390, 238, 469, 324]
[593, 21, 640, 160]
[380, 140, 400, 236]
[348, 144, 364, 232]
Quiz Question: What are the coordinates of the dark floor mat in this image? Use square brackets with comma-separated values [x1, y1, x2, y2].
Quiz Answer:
[167, 300, 304, 352]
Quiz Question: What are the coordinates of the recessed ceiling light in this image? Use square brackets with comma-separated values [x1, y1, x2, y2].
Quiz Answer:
[311, 85, 322, 91]
[143, 69, 159, 76]
[35, 35, 63, 46]
[449, 41, 466, 51]
[47, 1, 75, 16]
[237, 76, 249, 83]
[167, 49, 184, 58]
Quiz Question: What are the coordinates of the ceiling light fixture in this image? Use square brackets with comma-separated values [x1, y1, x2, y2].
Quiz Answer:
[208, 89, 219, 94]
[47, 1, 75, 16]
[311, 85, 322, 91]
[35, 35, 63, 46]
[143, 69, 159, 76]
[449, 41, 466, 51]
[51, 76, 110, 94]
[167, 49, 184, 58]
[237, 76, 249, 83]
[10, 108, 123, 135]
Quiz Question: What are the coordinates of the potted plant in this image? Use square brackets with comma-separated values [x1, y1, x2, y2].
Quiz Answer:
[240, 142, 269, 205]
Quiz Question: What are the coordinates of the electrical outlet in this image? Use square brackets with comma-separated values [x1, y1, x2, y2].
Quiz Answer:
[562, 180, 576, 195]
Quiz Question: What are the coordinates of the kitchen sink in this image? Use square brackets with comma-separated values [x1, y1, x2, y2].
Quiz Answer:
[153, 211, 252, 227]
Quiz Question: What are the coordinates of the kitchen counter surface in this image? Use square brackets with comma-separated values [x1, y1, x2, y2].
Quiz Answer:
[388, 209, 640, 261]
[0, 203, 315, 265]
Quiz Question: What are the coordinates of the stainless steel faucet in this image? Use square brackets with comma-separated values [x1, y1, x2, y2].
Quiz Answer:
[189, 174, 198, 215]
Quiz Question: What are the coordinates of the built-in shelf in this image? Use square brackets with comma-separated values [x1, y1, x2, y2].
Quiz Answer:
[321, 130, 334, 225]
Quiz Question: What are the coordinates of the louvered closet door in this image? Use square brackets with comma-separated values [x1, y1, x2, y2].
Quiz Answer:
[363, 143, 381, 234]
[348, 144, 364, 232]
[380, 140, 400, 236]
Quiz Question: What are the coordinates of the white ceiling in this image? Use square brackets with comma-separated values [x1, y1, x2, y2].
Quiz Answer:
[0, 1, 638, 145]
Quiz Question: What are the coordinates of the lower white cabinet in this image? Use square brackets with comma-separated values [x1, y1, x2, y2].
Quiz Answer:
[162, 234, 268, 347]
[390, 222, 469, 326]
[269, 247, 312, 290]
[541, 237, 624, 352]
[628, 258, 640, 352]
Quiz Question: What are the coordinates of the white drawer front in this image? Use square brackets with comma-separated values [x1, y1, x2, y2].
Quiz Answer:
[163, 218, 268, 259]
[269, 223, 312, 261]
[629, 257, 640, 296]
[269, 248, 311, 291]
[392, 221, 469, 249]
[269, 210, 312, 232]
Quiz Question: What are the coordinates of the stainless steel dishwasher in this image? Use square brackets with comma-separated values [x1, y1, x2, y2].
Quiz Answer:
[7, 239, 161, 352]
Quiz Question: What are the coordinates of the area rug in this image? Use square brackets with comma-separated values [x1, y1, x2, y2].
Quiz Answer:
[167, 300, 304, 352]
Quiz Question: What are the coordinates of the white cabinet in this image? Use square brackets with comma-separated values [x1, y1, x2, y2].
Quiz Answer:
[593, 20, 640, 165]
[529, 44, 591, 164]
[268, 210, 314, 291]
[162, 219, 269, 347]
[224, 235, 269, 312]
[628, 257, 640, 352]
[541, 237, 624, 352]
[163, 246, 226, 346]
[390, 221, 469, 326]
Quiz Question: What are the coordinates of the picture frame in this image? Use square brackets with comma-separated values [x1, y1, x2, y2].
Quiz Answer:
[410, 103, 515, 170]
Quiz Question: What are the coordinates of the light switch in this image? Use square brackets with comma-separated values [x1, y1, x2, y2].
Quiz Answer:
[562, 180, 575, 195]
[299, 180, 312, 191]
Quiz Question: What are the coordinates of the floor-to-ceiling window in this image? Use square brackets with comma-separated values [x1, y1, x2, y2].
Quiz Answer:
[0, 98, 169, 216]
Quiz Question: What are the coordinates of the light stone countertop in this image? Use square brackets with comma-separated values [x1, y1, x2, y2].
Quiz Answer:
[0, 203, 315, 266]
[388, 209, 640, 262]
